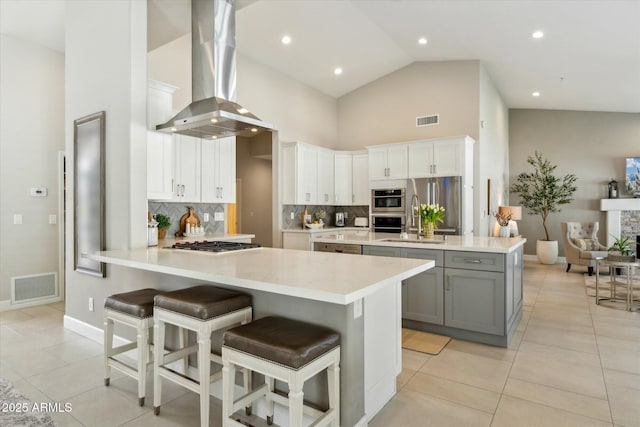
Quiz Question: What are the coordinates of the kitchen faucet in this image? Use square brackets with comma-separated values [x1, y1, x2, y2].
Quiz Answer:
[410, 193, 422, 239]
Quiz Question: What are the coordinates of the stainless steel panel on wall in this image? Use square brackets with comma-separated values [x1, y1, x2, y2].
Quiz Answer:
[74, 111, 106, 277]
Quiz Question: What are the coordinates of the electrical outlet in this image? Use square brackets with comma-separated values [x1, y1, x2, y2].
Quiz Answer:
[353, 298, 363, 319]
[214, 212, 224, 221]
[49, 214, 57, 225]
[88, 297, 94, 312]
[13, 214, 22, 225]
[290, 212, 295, 220]
[203, 213, 210, 222]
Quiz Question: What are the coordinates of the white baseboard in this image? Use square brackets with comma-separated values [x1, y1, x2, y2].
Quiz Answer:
[0, 296, 63, 312]
[63, 314, 128, 348]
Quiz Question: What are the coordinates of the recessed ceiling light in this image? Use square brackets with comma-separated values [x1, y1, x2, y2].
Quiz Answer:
[210, 118, 218, 123]
[238, 108, 249, 114]
[418, 37, 428, 45]
[334, 67, 343, 76]
[210, 135, 217, 139]
[170, 127, 177, 132]
[532, 91, 541, 97]
[281, 35, 292, 45]
[251, 128, 258, 133]
[532, 30, 544, 39]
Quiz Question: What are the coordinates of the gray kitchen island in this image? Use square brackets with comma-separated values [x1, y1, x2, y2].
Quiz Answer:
[89, 245, 433, 427]
[312, 231, 527, 347]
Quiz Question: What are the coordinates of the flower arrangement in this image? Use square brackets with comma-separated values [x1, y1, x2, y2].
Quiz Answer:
[494, 211, 511, 226]
[415, 203, 445, 228]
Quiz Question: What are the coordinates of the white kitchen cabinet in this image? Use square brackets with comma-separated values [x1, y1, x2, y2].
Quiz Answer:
[367, 144, 407, 180]
[334, 153, 352, 205]
[147, 80, 178, 200]
[172, 134, 201, 203]
[201, 136, 236, 203]
[317, 149, 334, 205]
[408, 136, 473, 178]
[352, 152, 369, 205]
[147, 131, 174, 200]
[281, 142, 320, 205]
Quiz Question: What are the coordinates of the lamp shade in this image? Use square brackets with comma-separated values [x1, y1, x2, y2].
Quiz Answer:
[498, 206, 522, 221]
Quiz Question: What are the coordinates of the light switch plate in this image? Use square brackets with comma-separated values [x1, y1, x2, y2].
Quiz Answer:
[214, 212, 224, 221]
[49, 214, 57, 225]
[203, 213, 210, 222]
[13, 214, 22, 225]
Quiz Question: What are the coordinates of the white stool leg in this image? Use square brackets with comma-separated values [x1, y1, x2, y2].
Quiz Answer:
[198, 331, 212, 427]
[103, 315, 114, 386]
[328, 363, 340, 426]
[265, 376, 275, 425]
[288, 382, 304, 427]
[153, 318, 165, 415]
[137, 320, 148, 406]
[222, 360, 236, 427]
[178, 326, 189, 374]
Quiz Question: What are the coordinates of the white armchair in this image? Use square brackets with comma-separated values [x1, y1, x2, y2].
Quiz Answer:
[561, 221, 608, 276]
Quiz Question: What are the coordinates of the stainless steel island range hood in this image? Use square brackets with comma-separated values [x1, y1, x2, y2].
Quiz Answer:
[156, 0, 272, 139]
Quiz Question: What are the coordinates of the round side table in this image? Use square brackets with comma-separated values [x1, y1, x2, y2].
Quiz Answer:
[595, 258, 640, 311]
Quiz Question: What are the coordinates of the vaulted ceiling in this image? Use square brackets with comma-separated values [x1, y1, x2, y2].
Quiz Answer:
[2, 0, 639, 113]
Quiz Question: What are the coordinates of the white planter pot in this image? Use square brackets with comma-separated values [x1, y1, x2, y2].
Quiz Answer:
[536, 240, 558, 264]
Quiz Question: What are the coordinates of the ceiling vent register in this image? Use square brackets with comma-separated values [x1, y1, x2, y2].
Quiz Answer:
[416, 114, 439, 127]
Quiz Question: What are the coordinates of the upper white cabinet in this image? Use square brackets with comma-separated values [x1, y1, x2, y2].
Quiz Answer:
[172, 134, 201, 203]
[317, 149, 335, 205]
[334, 153, 353, 205]
[147, 131, 174, 200]
[147, 80, 178, 200]
[368, 144, 408, 180]
[408, 136, 473, 178]
[201, 136, 236, 203]
[352, 152, 369, 205]
[281, 142, 317, 205]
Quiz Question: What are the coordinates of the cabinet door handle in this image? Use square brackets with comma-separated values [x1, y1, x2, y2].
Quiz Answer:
[463, 258, 482, 264]
[171, 179, 174, 193]
[446, 276, 450, 291]
[306, 193, 310, 202]
[434, 164, 437, 175]
[352, 194, 355, 203]
[182, 185, 185, 197]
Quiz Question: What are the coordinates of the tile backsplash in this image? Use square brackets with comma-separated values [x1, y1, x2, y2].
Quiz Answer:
[148, 202, 226, 237]
[282, 205, 369, 229]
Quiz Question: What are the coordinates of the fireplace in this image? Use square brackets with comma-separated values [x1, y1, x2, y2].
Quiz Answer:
[600, 199, 640, 246]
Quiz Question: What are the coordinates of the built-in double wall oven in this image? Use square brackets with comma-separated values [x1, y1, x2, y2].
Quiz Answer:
[371, 188, 406, 233]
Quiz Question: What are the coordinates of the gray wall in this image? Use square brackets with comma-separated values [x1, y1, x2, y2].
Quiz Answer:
[509, 109, 640, 256]
[0, 35, 64, 303]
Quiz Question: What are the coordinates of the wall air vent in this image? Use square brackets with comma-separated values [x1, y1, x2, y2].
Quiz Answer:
[416, 114, 439, 127]
[11, 272, 57, 304]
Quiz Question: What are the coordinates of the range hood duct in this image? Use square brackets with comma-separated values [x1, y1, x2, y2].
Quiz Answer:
[156, 0, 272, 139]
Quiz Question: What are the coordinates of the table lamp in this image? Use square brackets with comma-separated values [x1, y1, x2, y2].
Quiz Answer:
[498, 206, 522, 237]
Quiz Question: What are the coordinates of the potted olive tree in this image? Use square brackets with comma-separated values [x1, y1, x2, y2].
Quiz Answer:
[511, 151, 577, 264]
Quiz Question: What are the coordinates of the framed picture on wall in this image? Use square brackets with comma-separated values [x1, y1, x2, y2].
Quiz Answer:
[625, 157, 640, 196]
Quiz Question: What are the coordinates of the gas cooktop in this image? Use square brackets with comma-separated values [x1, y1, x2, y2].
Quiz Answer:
[169, 241, 261, 253]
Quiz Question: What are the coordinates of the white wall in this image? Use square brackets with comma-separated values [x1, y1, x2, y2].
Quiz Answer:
[147, 33, 338, 148]
[478, 64, 510, 236]
[509, 109, 640, 256]
[65, 0, 148, 325]
[0, 35, 64, 303]
[336, 61, 480, 150]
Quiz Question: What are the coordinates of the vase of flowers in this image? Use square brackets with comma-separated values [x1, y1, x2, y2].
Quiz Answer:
[415, 203, 445, 239]
[494, 210, 511, 238]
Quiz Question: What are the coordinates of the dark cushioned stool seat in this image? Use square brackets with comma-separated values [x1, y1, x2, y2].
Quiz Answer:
[154, 285, 251, 320]
[105, 288, 162, 318]
[224, 316, 340, 369]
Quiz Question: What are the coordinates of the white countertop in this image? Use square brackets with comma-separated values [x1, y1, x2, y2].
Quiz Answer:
[89, 246, 433, 305]
[312, 231, 526, 253]
[282, 226, 370, 234]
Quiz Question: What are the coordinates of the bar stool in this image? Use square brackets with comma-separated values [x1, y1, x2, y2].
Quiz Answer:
[222, 316, 340, 427]
[104, 288, 174, 406]
[153, 285, 252, 427]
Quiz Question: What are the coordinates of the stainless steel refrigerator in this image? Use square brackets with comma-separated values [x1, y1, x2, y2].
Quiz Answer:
[409, 177, 463, 235]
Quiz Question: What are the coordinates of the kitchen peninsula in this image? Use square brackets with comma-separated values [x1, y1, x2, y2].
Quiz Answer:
[89, 245, 434, 427]
[313, 231, 526, 347]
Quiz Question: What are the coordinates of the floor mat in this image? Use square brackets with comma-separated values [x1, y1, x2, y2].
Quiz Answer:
[0, 377, 56, 426]
[402, 328, 451, 355]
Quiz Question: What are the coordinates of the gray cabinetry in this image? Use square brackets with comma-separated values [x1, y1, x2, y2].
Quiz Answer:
[444, 268, 505, 335]
[362, 244, 523, 347]
[363, 246, 402, 257]
[401, 248, 444, 324]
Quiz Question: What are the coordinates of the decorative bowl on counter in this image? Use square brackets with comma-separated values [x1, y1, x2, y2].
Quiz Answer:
[305, 223, 324, 230]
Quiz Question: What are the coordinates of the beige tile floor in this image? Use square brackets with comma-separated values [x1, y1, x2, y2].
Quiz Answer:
[0, 262, 639, 426]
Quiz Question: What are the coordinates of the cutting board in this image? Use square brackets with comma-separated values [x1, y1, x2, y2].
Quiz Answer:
[176, 206, 201, 237]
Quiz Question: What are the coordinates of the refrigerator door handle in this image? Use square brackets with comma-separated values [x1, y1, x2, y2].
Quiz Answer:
[434, 181, 440, 205]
